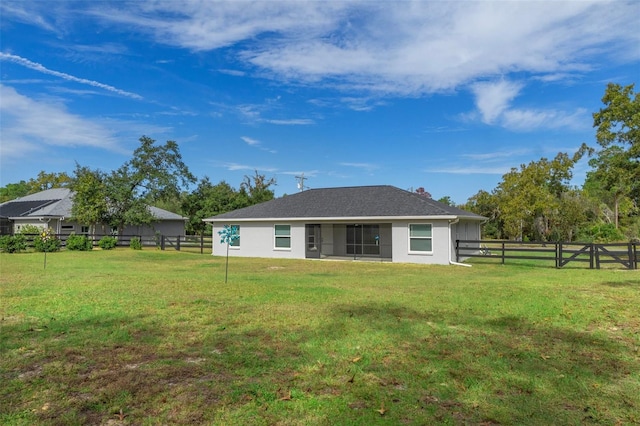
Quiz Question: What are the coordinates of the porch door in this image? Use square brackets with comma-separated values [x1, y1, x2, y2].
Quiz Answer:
[305, 224, 321, 258]
[346, 224, 380, 257]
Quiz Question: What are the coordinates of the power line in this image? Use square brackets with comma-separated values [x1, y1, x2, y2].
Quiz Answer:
[295, 173, 307, 192]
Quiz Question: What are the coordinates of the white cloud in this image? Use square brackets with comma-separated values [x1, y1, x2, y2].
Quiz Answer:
[280, 170, 319, 178]
[0, 85, 173, 161]
[0, 52, 143, 100]
[0, 1, 58, 33]
[470, 81, 524, 124]
[7, 1, 639, 99]
[501, 108, 588, 131]
[221, 162, 278, 173]
[468, 79, 589, 131]
[0, 85, 125, 158]
[339, 162, 380, 173]
[218, 69, 246, 77]
[241, 136, 260, 146]
[461, 149, 532, 162]
[426, 166, 513, 175]
[263, 118, 315, 126]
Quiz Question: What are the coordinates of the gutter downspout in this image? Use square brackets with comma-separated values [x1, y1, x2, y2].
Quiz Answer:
[448, 218, 472, 267]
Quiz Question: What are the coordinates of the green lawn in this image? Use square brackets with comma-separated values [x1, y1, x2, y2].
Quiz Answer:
[1, 250, 638, 425]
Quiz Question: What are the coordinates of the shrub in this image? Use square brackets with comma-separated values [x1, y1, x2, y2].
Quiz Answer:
[577, 223, 625, 243]
[19, 224, 41, 235]
[130, 237, 142, 250]
[0, 234, 27, 253]
[33, 229, 61, 252]
[98, 236, 118, 250]
[66, 233, 93, 251]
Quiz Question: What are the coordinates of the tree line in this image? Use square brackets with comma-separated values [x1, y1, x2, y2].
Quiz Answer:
[462, 83, 638, 242]
[1, 83, 637, 242]
[1, 136, 276, 236]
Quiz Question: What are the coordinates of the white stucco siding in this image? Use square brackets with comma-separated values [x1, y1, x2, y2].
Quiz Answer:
[391, 220, 451, 265]
[212, 222, 306, 259]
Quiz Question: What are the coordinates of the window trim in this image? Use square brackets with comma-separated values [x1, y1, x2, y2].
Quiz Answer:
[229, 225, 240, 248]
[274, 224, 291, 250]
[408, 223, 433, 254]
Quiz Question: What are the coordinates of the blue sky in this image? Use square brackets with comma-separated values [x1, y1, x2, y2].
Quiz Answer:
[1, 1, 639, 204]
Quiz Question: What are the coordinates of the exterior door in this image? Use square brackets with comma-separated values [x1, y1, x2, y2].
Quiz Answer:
[305, 224, 321, 258]
[346, 224, 380, 257]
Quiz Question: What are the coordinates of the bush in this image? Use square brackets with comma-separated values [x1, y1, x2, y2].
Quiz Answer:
[577, 223, 625, 243]
[0, 234, 27, 253]
[66, 233, 93, 251]
[33, 229, 61, 252]
[130, 237, 142, 250]
[98, 236, 118, 250]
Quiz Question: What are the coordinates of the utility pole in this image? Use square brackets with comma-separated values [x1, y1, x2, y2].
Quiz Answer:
[295, 173, 307, 192]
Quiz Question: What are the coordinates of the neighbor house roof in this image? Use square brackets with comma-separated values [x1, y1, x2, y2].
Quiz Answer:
[205, 185, 485, 222]
[0, 188, 186, 220]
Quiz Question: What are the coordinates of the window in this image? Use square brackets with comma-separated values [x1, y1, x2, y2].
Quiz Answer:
[409, 224, 432, 253]
[274, 224, 291, 249]
[81, 226, 90, 235]
[230, 225, 240, 247]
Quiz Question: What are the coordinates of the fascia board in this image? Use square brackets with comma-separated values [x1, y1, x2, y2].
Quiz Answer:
[203, 215, 464, 223]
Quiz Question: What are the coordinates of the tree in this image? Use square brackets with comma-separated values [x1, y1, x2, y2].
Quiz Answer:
[240, 170, 276, 204]
[589, 83, 640, 229]
[414, 187, 432, 198]
[29, 171, 72, 192]
[437, 196, 454, 206]
[182, 178, 243, 235]
[464, 190, 502, 238]
[0, 171, 72, 202]
[69, 165, 109, 234]
[493, 147, 588, 241]
[0, 181, 31, 203]
[71, 136, 195, 234]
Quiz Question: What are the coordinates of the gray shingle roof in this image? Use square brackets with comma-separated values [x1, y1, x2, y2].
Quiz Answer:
[0, 188, 185, 220]
[206, 185, 485, 221]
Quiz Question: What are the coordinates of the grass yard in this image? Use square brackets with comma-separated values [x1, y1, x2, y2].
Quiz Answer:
[1, 250, 639, 425]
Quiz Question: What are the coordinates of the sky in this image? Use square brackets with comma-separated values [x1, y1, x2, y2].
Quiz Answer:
[1, 1, 639, 204]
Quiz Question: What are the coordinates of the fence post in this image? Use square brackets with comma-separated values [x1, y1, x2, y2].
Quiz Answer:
[200, 233, 204, 255]
[455, 240, 459, 263]
[176, 236, 180, 251]
[501, 242, 505, 265]
[557, 243, 561, 268]
[628, 242, 634, 270]
[161, 235, 165, 251]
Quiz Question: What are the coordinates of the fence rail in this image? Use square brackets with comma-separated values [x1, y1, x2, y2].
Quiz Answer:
[9, 233, 213, 254]
[456, 239, 638, 269]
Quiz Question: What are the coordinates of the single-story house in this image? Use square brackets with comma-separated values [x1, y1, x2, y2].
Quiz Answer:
[0, 188, 187, 237]
[204, 185, 485, 265]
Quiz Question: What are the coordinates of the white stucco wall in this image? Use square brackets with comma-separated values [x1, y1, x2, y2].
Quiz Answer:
[390, 220, 451, 265]
[212, 222, 306, 259]
[211, 219, 482, 265]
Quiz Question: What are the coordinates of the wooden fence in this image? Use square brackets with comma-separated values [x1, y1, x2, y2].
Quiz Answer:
[15, 233, 213, 254]
[456, 240, 639, 269]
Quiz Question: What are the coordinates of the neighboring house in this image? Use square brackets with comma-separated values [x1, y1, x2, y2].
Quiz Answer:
[204, 185, 485, 265]
[0, 188, 187, 237]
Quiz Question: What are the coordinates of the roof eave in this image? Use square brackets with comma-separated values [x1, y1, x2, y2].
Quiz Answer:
[204, 215, 484, 223]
